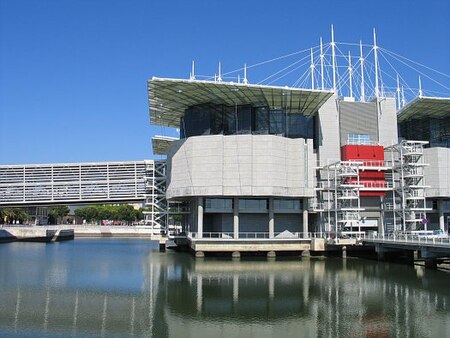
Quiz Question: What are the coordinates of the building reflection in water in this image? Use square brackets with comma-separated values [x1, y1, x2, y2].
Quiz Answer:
[0, 242, 449, 337]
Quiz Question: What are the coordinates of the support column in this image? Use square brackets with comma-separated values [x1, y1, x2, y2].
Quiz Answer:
[197, 197, 203, 239]
[303, 198, 309, 238]
[379, 196, 385, 236]
[233, 197, 239, 239]
[438, 199, 445, 232]
[269, 198, 274, 239]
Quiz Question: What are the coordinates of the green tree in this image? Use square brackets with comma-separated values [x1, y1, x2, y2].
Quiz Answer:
[48, 206, 70, 224]
[1, 208, 30, 224]
[117, 205, 136, 224]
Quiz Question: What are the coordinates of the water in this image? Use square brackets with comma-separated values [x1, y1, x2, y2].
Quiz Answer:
[0, 239, 449, 337]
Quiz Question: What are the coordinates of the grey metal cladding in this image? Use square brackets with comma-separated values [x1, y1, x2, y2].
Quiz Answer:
[339, 101, 378, 145]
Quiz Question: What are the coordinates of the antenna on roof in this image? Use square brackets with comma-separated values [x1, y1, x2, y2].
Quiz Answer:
[348, 51, 353, 98]
[320, 37, 324, 90]
[396, 74, 401, 110]
[243, 64, 249, 84]
[373, 28, 380, 98]
[331, 25, 337, 94]
[189, 60, 196, 81]
[217, 62, 223, 82]
[360, 40, 365, 102]
[310, 48, 315, 90]
[418, 76, 423, 97]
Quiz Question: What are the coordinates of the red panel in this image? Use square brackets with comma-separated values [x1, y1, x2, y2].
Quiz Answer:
[341, 145, 384, 161]
[341, 145, 386, 197]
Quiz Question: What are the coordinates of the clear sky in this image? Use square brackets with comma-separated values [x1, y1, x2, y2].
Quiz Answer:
[0, 0, 449, 164]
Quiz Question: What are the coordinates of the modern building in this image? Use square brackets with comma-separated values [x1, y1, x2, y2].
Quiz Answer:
[148, 67, 450, 246]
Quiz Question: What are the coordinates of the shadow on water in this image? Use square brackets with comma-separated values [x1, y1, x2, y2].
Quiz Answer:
[0, 239, 449, 337]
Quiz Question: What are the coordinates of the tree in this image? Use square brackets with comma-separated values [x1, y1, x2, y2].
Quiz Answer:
[48, 206, 70, 224]
[117, 205, 136, 225]
[0, 208, 30, 224]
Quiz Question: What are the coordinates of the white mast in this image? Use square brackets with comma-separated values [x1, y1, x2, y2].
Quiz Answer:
[418, 76, 423, 97]
[373, 28, 380, 98]
[360, 40, 365, 102]
[190, 60, 196, 80]
[396, 74, 401, 110]
[243, 63, 249, 84]
[310, 48, 315, 90]
[401, 86, 406, 107]
[331, 25, 337, 94]
[320, 37, 324, 90]
[348, 51, 353, 98]
[217, 62, 223, 82]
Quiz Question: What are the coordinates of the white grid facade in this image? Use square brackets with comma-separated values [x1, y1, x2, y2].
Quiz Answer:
[0, 160, 152, 205]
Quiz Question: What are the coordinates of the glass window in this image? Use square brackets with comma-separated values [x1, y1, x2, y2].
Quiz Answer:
[274, 199, 301, 210]
[287, 114, 314, 139]
[223, 106, 237, 135]
[179, 117, 185, 139]
[210, 104, 224, 135]
[254, 107, 269, 134]
[205, 198, 232, 210]
[239, 199, 267, 210]
[347, 133, 371, 145]
[184, 107, 210, 137]
[269, 110, 285, 135]
[237, 105, 252, 134]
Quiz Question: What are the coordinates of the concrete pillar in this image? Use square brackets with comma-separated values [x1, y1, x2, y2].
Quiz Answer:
[197, 197, 203, 239]
[269, 198, 274, 239]
[233, 197, 239, 239]
[303, 198, 309, 238]
[438, 199, 445, 232]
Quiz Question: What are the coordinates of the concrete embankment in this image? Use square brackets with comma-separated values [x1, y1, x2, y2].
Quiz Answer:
[0, 225, 167, 248]
[0, 226, 74, 243]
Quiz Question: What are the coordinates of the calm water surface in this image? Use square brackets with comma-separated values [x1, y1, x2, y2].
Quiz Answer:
[0, 239, 449, 337]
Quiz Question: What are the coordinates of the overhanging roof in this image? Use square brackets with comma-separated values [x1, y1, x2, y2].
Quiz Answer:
[152, 135, 178, 155]
[148, 77, 334, 127]
[397, 96, 450, 122]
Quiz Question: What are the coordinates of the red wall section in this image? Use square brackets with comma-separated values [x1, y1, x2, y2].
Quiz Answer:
[341, 145, 384, 162]
[341, 145, 386, 197]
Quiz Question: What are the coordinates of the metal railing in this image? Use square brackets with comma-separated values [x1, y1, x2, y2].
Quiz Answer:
[187, 231, 311, 240]
[363, 232, 450, 247]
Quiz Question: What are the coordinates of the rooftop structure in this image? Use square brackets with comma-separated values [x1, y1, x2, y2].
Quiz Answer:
[148, 77, 333, 127]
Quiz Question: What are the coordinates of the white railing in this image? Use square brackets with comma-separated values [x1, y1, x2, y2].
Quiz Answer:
[358, 160, 393, 168]
[360, 181, 394, 189]
[188, 231, 312, 240]
[363, 232, 450, 247]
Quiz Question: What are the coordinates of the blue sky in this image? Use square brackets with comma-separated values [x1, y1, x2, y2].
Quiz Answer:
[0, 0, 449, 164]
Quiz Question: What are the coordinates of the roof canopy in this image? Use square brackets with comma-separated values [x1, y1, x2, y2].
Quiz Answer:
[152, 135, 178, 155]
[148, 77, 334, 127]
[397, 96, 450, 122]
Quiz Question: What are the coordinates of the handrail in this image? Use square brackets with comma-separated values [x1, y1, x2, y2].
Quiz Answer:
[363, 233, 450, 246]
[188, 231, 312, 239]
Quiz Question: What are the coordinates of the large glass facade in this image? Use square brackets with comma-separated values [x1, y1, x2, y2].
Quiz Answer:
[180, 103, 314, 139]
[399, 117, 450, 148]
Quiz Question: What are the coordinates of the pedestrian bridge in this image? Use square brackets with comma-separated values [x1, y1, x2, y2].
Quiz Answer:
[0, 160, 165, 207]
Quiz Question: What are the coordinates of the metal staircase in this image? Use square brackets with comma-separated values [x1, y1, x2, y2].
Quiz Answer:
[315, 161, 365, 235]
[385, 140, 431, 232]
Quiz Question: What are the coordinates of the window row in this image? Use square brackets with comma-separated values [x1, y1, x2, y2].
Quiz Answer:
[204, 198, 302, 211]
[180, 103, 314, 139]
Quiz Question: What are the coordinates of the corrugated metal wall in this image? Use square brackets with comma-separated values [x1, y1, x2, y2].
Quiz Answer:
[339, 101, 378, 145]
